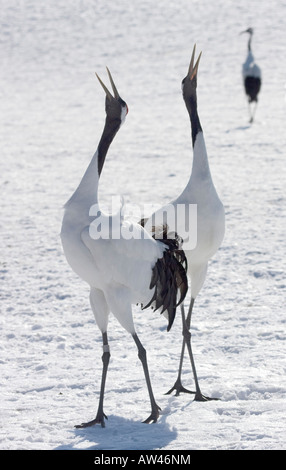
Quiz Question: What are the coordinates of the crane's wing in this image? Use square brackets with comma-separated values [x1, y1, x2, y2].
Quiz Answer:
[81, 217, 188, 331]
[142, 228, 188, 330]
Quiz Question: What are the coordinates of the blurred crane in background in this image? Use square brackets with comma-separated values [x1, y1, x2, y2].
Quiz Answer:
[241, 27, 262, 123]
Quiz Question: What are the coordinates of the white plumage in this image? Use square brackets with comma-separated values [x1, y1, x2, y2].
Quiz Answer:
[143, 45, 225, 400]
[62, 198, 168, 319]
[60, 69, 188, 427]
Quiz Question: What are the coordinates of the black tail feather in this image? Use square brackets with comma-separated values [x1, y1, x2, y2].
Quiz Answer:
[142, 224, 188, 331]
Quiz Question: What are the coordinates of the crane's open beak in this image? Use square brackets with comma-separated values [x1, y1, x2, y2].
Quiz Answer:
[96, 67, 120, 101]
[187, 44, 202, 80]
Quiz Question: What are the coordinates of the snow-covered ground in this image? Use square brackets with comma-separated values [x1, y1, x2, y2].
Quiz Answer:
[1, 0, 285, 450]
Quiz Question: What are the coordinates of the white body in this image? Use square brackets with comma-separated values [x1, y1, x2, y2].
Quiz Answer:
[242, 49, 261, 79]
[61, 148, 166, 334]
[144, 132, 225, 299]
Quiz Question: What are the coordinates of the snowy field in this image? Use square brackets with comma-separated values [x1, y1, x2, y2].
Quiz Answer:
[1, 0, 285, 451]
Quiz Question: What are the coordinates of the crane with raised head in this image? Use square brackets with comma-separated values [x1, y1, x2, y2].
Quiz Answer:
[143, 45, 225, 401]
[60, 69, 188, 427]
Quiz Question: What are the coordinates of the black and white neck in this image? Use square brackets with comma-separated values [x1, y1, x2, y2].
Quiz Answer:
[247, 28, 254, 52]
[180, 46, 212, 182]
[181, 46, 203, 148]
[240, 27, 254, 54]
[65, 69, 128, 212]
[182, 82, 203, 148]
[97, 102, 127, 176]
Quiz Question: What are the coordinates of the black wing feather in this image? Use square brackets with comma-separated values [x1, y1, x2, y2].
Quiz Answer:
[141, 224, 188, 331]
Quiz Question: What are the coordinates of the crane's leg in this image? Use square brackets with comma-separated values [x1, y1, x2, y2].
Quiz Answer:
[165, 302, 195, 396]
[166, 298, 219, 401]
[133, 333, 161, 423]
[75, 331, 110, 428]
[248, 102, 253, 123]
[183, 300, 219, 401]
[248, 101, 257, 123]
[252, 102, 257, 123]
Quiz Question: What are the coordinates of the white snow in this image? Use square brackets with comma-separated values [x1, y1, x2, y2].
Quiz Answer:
[0, 0, 285, 450]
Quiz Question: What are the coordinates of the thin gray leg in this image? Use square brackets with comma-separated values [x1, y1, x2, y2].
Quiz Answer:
[183, 300, 220, 401]
[165, 301, 195, 396]
[166, 298, 219, 401]
[75, 332, 110, 428]
[133, 333, 161, 423]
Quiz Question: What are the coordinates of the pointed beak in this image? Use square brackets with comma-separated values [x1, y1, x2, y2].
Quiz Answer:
[95, 67, 120, 101]
[187, 44, 202, 80]
[240, 27, 252, 35]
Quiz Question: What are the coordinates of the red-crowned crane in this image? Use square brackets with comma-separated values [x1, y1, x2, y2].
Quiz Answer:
[241, 27, 262, 123]
[60, 69, 188, 427]
[142, 45, 225, 401]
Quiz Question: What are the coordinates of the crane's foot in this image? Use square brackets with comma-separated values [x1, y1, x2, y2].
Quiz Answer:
[142, 404, 161, 424]
[75, 411, 108, 429]
[165, 378, 195, 396]
[194, 392, 220, 402]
